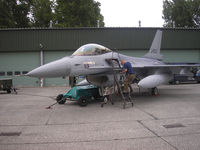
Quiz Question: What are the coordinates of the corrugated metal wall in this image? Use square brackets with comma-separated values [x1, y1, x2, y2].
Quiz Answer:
[1, 28, 200, 52]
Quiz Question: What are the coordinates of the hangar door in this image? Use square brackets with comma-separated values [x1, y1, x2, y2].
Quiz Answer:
[0, 52, 40, 87]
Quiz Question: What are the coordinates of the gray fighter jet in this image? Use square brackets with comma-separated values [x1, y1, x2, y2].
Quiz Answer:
[27, 30, 200, 94]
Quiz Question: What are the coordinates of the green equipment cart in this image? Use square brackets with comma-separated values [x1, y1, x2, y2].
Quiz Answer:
[56, 85, 101, 106]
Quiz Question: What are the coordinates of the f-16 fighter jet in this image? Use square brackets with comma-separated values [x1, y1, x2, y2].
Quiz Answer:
[27, 30, 200, 95]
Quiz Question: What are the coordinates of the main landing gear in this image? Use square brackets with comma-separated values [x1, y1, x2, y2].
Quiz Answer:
[151, 87, 159, 96]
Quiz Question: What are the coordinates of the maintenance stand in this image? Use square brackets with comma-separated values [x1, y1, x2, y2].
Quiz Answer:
[101, 58, 134, 109]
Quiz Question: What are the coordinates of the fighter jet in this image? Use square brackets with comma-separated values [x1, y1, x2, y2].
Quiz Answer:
[27, 30, 200, 95]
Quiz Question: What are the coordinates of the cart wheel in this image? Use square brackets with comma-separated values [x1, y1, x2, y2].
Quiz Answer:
[7, 89, 11, 94]
[56, 94, 66, 104]
[78, 96, 88, 107]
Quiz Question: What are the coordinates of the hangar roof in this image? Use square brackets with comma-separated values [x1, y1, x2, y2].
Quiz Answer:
[0, 27, 200, 52]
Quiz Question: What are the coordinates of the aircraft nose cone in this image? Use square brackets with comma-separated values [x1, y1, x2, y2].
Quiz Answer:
[27, 57, 71, 78]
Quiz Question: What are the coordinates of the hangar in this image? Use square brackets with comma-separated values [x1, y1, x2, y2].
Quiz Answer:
[0, 27, 200, 87]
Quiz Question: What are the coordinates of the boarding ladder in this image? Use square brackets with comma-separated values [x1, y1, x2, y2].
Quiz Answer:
[101, 58, 134, 109]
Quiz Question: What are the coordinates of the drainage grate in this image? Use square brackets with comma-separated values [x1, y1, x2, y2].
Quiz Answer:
[163, 123, 185, 129]
[0, 132, 21, 136]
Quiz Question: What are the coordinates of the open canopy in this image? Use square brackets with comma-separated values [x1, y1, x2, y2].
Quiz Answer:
[72, 44, 112, 56]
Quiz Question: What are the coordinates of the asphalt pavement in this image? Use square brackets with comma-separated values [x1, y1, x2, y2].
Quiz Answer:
[0, 84, 200, 150]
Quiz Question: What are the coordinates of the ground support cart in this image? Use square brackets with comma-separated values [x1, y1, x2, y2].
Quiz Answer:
[56, 85, 101, 106]
[0, 78, 17, 94]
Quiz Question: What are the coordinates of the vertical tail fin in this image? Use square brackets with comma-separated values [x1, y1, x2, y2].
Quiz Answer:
[144, 30, 163, 60]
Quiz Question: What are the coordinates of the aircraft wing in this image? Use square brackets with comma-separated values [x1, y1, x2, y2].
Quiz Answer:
[89, 63, 200, 71]
[131, 63, 200, 78]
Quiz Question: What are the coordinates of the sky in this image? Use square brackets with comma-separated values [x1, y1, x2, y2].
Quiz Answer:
[96, 0, 164, 27]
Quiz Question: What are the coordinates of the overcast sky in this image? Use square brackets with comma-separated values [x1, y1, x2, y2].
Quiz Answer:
[96, 0, 164, 27]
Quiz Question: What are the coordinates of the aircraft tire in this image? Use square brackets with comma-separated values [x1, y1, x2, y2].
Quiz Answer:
[103, 95, 109, 103]
[175, 80, 180, 84]
[56, 94, 66, 104]
[78, 96, 88, 107]
[151, 87, 159, 96]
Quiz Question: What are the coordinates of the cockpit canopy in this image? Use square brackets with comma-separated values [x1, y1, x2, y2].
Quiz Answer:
[72, 44, 112, 56]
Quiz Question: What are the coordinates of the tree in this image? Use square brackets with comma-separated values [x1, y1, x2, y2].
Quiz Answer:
[163, 0, 200, 28]
[0, 0, 16, 28]
[0, 0, 105, 28]
[191, 0, 200, 26]
[54, 0, 104, 27]
[14, 0, 32, 27]
[0, 0, 31, 28]
[31, 0, 53, 27]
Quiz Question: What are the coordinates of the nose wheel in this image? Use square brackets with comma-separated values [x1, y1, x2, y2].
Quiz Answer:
[101, 95, 114, 107]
